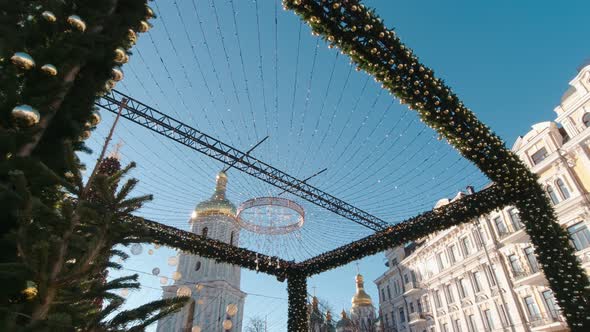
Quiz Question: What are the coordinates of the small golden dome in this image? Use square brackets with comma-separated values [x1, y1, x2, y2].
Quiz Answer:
[194, 171, 236, 218]
[351, 274, 373, 307]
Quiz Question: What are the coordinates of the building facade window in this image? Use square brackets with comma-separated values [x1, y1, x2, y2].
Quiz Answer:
[494, 216, 508, 237]
[467, 314, 477, 332]
[556, 178, 571, 200]
[472, 271, 484, 293]
[434, 289, 442, 308]
[399, 307, 405, 323]
[391, 258, 398, 266]
[195, 261, 201, 271]
[474, 227, 486, 247]
[230, 231, 234, 246]
[202, 227, 208, 237]
[483, 309, 494, 331]
[387, 285, 391, 300]
[409, 302, 415, 313]
[508, 208, 523, 230]
[542, 290, 559, 318]
[423, 295, 430, 313]
[567, 222, 590, 250]
[524, 247, 540, 273]
[457, 278, 468, 298]
[485, 264, 497, 286]
[499, 303, 511, 327]
[583, 112, 590, 127]
[453, 318, 462, 332]
[448, 244, 458, 264]
[524, 296, 541, 321]
[508, 254, 523, 275]
[531, 147, 548, 165]
[444, 284, 455, 304]
[461, 236, 472, 256]
[441, 322, 449, 332]
[381, 288, 386, 301]
[546, 185, 560, 205]
[437, 252, 447, 271]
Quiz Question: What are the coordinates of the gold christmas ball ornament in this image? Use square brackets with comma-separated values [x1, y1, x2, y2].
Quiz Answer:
[226, 303, 238, 317]
[167, 256, 178, 266]
[89, 110, 101, 126]
[146, 6, 155, 18]
[22, 286, 38, 300]
[12, 105, 40, 126]
[67, 15, 86, 32]
[80, 130, 91, 140]
[114, 47, 127, 63]
[42, 11, 57, 23]
[111, 67, 124, 81]
[172, 271, 182, 281]
[40, 64, 58, 76]
[128, 29, 137, 44]
[138, 20, 152, 33]
[11, 52, 35, 70]
[104, 79, 116, 92]
[222, 319, 233, 330]
[177, 286, 192, 297]
[191, 326, 202, 332]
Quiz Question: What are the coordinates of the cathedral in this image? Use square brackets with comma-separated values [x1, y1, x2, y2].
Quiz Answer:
[156, 172, 246, 332]
[309, 274, 380, 332]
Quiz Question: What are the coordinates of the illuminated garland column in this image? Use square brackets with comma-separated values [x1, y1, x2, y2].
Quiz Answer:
[281, 0, 589, 330]
[287, 273, 308, 332]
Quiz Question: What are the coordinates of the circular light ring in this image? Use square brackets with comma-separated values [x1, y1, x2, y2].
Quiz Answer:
[236, 197, 305, 235]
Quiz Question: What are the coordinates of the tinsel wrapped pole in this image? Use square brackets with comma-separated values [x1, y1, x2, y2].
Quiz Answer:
[287, 273, 308, 332]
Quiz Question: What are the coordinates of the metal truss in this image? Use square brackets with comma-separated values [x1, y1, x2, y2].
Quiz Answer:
[96, 89, 390, 231]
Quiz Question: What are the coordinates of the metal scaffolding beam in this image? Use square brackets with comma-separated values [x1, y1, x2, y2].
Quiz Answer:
[95, 89, 390, 231]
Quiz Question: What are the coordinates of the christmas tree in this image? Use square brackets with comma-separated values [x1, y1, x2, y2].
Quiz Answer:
[0, 1, 188, 330]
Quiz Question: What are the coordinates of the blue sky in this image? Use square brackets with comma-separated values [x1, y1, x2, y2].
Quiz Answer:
[79, 0, 589, 330]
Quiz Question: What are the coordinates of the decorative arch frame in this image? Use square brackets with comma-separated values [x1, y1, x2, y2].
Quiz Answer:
[127, 1, 589, 331]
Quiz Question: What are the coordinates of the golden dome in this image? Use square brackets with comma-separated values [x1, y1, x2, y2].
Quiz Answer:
[351, 274, 373, 307]
[194, 172, 236, 218]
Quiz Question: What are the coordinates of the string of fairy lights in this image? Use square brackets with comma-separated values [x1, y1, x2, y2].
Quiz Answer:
[80, 1, 500, 329]
[80, 0, 490, 264]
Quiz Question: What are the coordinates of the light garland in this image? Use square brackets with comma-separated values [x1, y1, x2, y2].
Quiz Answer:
[279, 0, 590, 330]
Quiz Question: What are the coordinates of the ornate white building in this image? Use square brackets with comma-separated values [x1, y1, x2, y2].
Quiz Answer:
[374, 61, 590, 332]
[156, 172, 246, 332]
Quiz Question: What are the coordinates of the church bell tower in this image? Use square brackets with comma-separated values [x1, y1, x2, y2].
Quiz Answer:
[156, 171, 246, 332]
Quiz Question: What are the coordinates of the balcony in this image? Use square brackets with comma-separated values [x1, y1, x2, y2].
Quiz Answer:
[512, 266, 546, 286]
[529, 313, 567, 331]
[408, 312, 428, 325]
[403, 281, 425, 296]
[500, 227, 529, 244]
